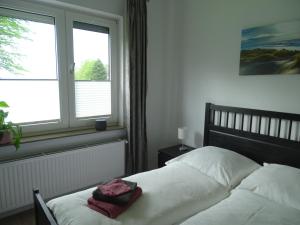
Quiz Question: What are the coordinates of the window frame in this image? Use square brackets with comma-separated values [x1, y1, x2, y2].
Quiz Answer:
[65, 12, 119, 128]
[0, 0, 122, 135]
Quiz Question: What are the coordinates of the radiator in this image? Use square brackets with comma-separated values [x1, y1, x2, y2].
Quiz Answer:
[0, 140, 125, 216]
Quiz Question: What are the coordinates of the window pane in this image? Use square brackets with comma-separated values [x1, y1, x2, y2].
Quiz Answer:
[0, 15, 57, 79]
[75, 81, 111, 117]
[73, 21, 111, 118]
[0, 81, 60, 123]
[0, 12, 60, 124]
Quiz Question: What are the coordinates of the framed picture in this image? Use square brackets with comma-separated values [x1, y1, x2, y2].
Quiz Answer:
[239, 20, 300, 75]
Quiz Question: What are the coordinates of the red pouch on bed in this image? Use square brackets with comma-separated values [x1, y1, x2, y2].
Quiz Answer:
[88, 186, 142, 218]
[99, 179, 133, 196]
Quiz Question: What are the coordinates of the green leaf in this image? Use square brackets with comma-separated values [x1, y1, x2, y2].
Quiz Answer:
[0, 16, 30, 74]
[0, 101, 9, 108]
[7, 124, 22, 150]
[0, 101, 22, 150]
[75, 59, 108, 81]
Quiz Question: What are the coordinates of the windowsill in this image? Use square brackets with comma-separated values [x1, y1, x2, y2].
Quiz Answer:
[0, 126, 127, 163]
[21, 125, 125, 143]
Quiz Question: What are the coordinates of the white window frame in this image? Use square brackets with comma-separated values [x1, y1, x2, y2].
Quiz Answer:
[65, 12, 119, 128]
[0, 0, 122, 135]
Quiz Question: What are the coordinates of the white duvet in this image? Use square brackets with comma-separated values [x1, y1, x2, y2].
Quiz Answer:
[180, 189, 300, 225]
[47, 163, 228, 225]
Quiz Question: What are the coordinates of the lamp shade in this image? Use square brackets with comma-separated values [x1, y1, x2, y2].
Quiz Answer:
[178, 127, 185, 140]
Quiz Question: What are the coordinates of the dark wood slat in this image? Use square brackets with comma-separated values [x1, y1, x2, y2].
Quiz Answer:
[226, 112, 229, 128]
[277, 119, 282, 138]
[241, 114, 244, 131]
[212, 109, 215, 124]
[249, 114, 253, 133]
[258, 116, 262, 134]
[288, 120, 293, 140]
[233, 113, 236, 130]
[203, 103, 212, 146]
[219, 110, 222, 126]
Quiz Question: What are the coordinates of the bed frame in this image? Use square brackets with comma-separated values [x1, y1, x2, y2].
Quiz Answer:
[33, 102, 300, 225]
[204, 103, 300, 168]
[33, 189, 58, 225]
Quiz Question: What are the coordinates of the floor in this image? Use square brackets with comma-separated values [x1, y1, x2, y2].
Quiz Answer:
[0, 209, 35, 225]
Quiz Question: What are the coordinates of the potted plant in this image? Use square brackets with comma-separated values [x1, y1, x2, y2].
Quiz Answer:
[0, 101, 22, 150]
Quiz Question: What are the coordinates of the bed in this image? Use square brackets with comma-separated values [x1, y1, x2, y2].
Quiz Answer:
[180, 163, 300, 225]
[33, 103, 300, 225]
[180, 188, 300, 225]
[180, 103, 300, 225]
[36, 147, 259, 225]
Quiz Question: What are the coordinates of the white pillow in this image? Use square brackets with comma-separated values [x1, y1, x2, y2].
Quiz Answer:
[165, 146, 260, 188]
[237, 163, 300, 210]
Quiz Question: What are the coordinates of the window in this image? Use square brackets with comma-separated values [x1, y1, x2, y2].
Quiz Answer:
[0, 9, 60, 124]
[73, 22, 111, 118]
[0, 1, 120, 134]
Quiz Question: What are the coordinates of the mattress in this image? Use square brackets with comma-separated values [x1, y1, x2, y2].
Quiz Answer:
[180, 189, 300, 225]
[47, 163, 228, 225]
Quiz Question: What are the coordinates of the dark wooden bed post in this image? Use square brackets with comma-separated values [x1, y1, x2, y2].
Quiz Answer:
[203, 103, 212, 146]
[33, 189, 58, 225]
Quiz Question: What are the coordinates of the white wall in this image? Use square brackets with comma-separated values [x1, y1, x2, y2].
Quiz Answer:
[146, 0, 182, 169]
[170, 0, 300, 147]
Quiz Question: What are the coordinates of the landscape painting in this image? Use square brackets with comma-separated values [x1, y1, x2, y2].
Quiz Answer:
[239, 20, 300, 75]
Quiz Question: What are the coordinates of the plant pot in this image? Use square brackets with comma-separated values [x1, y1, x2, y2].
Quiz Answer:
[0, 131, 12, 145]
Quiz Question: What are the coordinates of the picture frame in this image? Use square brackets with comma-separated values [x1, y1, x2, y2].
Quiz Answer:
[239, 20, 300, 75]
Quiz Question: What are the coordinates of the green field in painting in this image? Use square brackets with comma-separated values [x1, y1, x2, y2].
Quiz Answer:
[240, 49, 300, 75]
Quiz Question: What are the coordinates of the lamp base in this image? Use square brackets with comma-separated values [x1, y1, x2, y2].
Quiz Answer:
[179, 144, 188, 151]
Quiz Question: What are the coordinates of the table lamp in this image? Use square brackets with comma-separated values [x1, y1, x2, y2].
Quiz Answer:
[178, 127, 188, 151]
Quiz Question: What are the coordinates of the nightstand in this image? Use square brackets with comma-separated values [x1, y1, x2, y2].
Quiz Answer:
[158, 145, 195, 168]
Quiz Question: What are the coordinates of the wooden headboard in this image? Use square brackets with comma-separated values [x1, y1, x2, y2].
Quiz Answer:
[203, 103, 300, 168]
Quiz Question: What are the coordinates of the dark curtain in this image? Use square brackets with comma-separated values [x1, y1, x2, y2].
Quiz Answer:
[126, 0, 148, 174]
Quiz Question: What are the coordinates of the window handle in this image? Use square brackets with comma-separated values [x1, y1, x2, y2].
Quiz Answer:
[69, 63, 75, 75]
